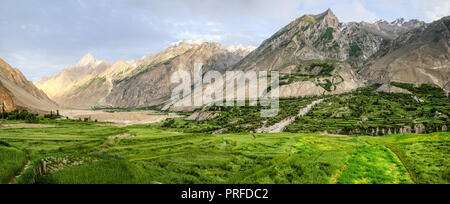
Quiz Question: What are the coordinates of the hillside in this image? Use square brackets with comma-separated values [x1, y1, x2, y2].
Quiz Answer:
[0, 58, 57, 113]
[34, 53, 111, 108]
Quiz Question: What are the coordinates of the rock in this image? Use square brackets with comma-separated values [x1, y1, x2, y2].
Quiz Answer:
[415, 124, 426, 134]
[402, 126, 412, 134]
[212, 128, 228, 135]
[376, 84, 412, 94]
[442, 125, 448, 132]
[186, 108, 219, 121]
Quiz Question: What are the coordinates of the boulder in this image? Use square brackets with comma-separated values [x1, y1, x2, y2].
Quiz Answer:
[414, 124, 426, 134]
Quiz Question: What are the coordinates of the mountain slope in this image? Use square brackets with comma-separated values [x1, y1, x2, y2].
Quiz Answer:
[0, 58, 58, 113]
[37, 40, 254, 109]
[362, 16, 450, 92]
[35, 53, 110, 99]
[107, 40, 253, 109]
[233, 9, 421, 73]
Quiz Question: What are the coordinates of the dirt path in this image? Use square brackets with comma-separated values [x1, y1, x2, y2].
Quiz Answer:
[0, 124, 56, 129]
[60, 109, 182, 126]
[8, 160, 31, 184]
[385, 146, 416, 184]
[330, 165, 347, 184]
[256, 99, 324, 133]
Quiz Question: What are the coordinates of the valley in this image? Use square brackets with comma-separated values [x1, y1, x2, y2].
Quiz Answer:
[0, 8, 449, 185]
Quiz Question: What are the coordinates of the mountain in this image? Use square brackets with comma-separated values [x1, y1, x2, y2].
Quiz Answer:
[36, 9, 449, 110]
[228, 9, 448, 99]
[234, 9, 422, 72]
[35, 53, 110, 102]
[0, 58, 58, 113]
[362, 16, 450, 92]
[36, 40, 254, 109]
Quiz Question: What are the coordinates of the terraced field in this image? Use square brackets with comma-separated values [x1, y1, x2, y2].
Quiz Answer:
[0, 119, 448, 184]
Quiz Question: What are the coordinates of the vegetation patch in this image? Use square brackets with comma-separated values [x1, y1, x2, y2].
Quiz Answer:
[317, 27, 335, 44]
[349, 43, 363, 58]
[0, 146, 27, 184]
[73, 77, 106, 94]
[337, 145, 412, 184]
[286, 85, 450, 135]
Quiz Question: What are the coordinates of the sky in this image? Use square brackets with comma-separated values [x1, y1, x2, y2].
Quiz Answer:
[0, 0, 449, 81]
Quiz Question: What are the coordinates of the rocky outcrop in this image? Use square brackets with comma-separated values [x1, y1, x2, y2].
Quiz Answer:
[186, 107, 219, 121]
[376, 84, 412, 94]
[277, 64, 360, 98]
[0, 81, 15, 112]
[415, 124, 426, 134]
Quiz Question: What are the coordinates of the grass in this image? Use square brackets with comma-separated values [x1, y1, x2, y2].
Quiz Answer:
[1, 83, 449, 184]
[337, 145, 412, 184]
[0, 145, 27, 184]
[363, 133, 449, 184]
[1, 117, 448, 184]
[36, 157, 153, 184]
[286, 85, 450, 135]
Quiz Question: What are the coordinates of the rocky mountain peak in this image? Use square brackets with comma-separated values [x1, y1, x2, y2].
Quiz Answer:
[391, 18, 406, 26]
[169, 39, 217, 48]
[76, 53, 97, 67]
[313, 8, 339, 27]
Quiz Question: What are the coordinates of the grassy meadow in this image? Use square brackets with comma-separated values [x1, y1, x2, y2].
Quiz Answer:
[0, 118, 448, 184]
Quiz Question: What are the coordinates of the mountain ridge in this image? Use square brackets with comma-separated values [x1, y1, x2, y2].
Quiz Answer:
[36, 40, 254, 109]
[0, 58, 58, 113]
[35, 9, 450, 110]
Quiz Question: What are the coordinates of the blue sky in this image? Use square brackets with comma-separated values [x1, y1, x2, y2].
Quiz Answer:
[0, 0, 449, 81]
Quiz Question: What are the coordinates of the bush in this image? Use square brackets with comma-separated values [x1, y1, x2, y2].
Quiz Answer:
[25, 114, 39, 124]
[349, 43, 363, 58]
[162, 119, 175, 128]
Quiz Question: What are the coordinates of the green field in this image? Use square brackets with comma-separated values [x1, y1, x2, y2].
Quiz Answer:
[0, 119, 448, 184]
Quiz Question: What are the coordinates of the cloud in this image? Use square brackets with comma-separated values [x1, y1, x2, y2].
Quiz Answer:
[424, 1, 450, 21]
[336, 1, 378, 22]
[0, 0, 448, 82]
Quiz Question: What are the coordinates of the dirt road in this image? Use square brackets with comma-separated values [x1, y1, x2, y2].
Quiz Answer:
[60, 110, 181, 126]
